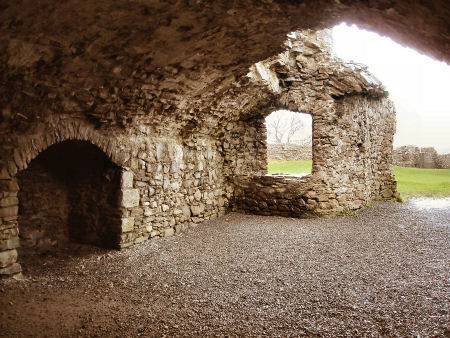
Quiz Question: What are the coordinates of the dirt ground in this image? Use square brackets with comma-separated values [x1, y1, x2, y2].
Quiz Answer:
[1, 199, 449, 337]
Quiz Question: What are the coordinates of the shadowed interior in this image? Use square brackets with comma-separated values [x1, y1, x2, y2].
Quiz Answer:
[18, 140, 121, 253]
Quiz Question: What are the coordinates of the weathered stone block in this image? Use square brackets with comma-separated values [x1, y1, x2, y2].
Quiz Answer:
[0, 196, 18, 207]
[175, 224, 183, 234]
[121, 189, 140, 208]
[0, 237, 20, 250]
[190, 204, 205, 216]
[150, 230, 159, 238]
[0, 166, 10, 180]
[163, 228, 174, 237]
[121, 171, 134, 188]
[0, 262, 21, 276]
[194, 189, 202, 201]
[0, 249, 17, 268]
[0, 206, 18, 218]
[173, 208, 183, 215]
[181, 205, 191, 219]
[134, 236, 146, 244]
[121, 217, 135, 233]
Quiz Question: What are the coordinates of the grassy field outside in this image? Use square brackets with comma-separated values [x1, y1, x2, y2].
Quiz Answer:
[267, 160, 450, 197]
[268, 160, 312, 175]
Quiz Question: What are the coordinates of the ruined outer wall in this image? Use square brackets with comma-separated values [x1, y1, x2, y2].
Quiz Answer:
[232, 31, 397, 217]
[437, 154, 450, 169]
[234, 96, 396, 216]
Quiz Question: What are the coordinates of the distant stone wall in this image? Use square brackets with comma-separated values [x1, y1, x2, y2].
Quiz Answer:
[437, 154, 450, 169]
[393, 146, 450, 169]
[267, 144, 312, 161]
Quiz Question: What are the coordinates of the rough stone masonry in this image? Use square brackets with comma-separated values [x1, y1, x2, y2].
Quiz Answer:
[0, 29, 397, 278]
[2, 0, 448, 279]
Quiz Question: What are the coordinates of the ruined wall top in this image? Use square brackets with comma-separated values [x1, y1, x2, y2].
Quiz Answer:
[248, 29, 387, 103]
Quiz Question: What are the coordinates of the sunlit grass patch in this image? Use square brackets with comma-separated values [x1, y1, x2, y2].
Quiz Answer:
[267, 160, 312, 175]
[393, 166, 450, 197]
[267, 160, 450, 197]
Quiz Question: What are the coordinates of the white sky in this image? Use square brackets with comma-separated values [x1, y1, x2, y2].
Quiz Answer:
[332, 23, 450, 154]
[266, 110, 312, 144]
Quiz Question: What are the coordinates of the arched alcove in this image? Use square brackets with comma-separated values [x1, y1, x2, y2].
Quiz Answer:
[17, 140, 122, 257]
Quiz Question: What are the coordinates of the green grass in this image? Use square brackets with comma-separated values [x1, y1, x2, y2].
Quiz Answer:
[393, 166, 450, 197]
[267, 160, 450, 197]
[268, 160, 312, 175]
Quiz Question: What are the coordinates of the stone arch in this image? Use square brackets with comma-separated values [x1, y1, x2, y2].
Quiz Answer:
[10, 119, 130, 176]
[0, 118, 136, 278]
[17, 140, 124, 251]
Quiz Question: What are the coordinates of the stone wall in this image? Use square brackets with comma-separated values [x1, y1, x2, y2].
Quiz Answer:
[393, 146, 450, 169]
[437, 154, 450, 169]
[18, 153, 71, 251]
[267, 144, 312, 161]
[234, 95, 396, 216]
[0, 30, 397, 278]
[231, 31, 397, 217]
[0, 115, 233, 277]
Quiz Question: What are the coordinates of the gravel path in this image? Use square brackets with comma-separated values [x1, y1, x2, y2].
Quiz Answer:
[1, 199, 449, 337]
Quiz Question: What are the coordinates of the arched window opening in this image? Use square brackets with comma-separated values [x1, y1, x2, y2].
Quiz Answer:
[17, 140, 122, 262]
[265, 110, 313, 177]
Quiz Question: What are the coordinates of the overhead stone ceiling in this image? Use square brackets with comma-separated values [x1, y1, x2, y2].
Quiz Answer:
[0, 0, 448, 131]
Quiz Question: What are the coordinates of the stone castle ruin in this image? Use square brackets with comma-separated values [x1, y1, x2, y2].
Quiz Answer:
[0, 0, 447, 278]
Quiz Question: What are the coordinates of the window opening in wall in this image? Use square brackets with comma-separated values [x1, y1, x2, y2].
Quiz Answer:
[265, 110, 312, 176]
[17, 140, 121, 271]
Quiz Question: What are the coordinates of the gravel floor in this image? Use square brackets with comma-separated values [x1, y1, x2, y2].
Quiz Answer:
[1, 199, 449, 337]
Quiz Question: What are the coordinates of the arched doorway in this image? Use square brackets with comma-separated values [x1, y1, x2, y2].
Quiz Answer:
[17, 140, 122, 257]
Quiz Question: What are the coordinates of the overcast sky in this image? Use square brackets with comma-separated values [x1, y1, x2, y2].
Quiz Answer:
[332, 23, 450, 154]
